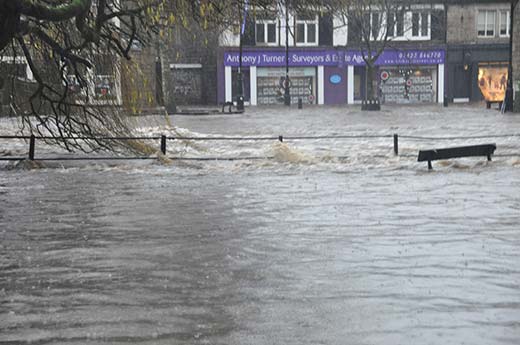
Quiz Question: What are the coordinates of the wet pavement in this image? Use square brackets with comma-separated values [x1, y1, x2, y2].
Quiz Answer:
[1, 105, 520, 344]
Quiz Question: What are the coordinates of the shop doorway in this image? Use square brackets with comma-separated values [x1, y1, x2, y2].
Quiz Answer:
[453, 64, 471, 101]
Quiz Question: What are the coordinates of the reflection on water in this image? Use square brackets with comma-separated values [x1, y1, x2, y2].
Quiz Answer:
[1, 165, 520, 345]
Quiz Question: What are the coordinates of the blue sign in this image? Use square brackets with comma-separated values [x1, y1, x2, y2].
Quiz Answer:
[329, 74, 342, 84]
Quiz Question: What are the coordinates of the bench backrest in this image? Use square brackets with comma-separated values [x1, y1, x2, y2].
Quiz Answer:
[418, 144, 496, 162]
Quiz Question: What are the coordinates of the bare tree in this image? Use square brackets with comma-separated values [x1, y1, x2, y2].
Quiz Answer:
[0, 0, 240, 152]
[325, 0, 414, 110]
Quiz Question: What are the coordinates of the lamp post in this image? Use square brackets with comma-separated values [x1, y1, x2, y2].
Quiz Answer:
[284, 0, 291, 106]
[237, 1, 248, 112]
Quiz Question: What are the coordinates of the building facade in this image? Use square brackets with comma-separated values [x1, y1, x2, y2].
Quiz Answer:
[218, 2, 447, 106]
[446, 0, 512, 103]
[217, 0, 518, 107]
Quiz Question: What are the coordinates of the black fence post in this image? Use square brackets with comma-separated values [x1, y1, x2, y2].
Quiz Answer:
[160, 135, 167, 155]
[29, 135, 35, 160]
[278, 135, 283, 142]
[393, 134, 398, 156]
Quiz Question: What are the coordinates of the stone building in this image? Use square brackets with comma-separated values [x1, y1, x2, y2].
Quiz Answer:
[122, 22, 221, 113]
[446, 0, 512, 103]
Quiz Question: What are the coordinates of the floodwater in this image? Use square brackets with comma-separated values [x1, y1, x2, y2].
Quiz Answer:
[1, 105, 520, 344]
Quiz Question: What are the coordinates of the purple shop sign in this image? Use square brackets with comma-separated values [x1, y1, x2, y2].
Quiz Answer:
[224, 49, 445, 67]
[224, 51, 338, 67]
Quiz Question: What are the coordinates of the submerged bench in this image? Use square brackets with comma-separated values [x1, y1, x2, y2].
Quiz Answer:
[418, 144, 496, 170]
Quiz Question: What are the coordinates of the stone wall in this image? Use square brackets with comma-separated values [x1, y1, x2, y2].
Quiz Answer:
[447, 2, 511, 45]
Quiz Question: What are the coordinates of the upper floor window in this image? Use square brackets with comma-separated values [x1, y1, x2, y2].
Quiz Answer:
[296, 13, 318, 45]
[387, 12, 405, 38]
[256, 19, 278, 45]
[477, 10, 496, 37]
[412, 12, 430, 38]
[499, 10, 510, 37]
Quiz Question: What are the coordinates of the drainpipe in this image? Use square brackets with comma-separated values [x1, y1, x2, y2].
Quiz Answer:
[506, 0, 518, 112]
[284, 0, 291, 106]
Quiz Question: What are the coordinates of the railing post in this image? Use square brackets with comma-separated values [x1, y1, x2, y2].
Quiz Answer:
[393, 134, 398, 156]
[278, 135, 283, 142]
[160, 135, 167, 155]
[29, 135, 35, 160]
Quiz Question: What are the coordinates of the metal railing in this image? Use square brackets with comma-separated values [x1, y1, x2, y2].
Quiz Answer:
[0, 133, 519, 162]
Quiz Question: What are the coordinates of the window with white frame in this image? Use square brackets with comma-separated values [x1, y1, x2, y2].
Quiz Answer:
[386, 12, 405, 38]
[295, 13, 318, 45]
[411, 12, 430, 38]
[256, 19, 278, 45]
[371, 12, 381, 39]
[499, 10, 510, 37]
[477, 10, 496, 37]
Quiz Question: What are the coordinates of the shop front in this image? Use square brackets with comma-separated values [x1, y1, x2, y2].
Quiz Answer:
[379, 66, 438, 104]
[219, 48, 445, 106]
[256, 67, 316, 105]
[446, 45, 509, 103]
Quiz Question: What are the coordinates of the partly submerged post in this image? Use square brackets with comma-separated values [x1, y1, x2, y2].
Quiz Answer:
[393, 134, 398, 156]
[160, 135, 167, 155]
[28, 135, 35, 160]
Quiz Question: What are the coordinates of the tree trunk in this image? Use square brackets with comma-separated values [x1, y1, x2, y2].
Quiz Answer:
[366, 62, 376, 101]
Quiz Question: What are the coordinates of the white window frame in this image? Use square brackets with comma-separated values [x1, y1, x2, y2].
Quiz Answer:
[477, 10, 496, 38]
[385, 12, 406, 40]
[255, 19, 278, 46]
[295, 15, 319, 46]
[1, 56, 34, 81]
[499, 10, 510, 37]
[410, 11, 431, 39]
[369, 12, 383, 41]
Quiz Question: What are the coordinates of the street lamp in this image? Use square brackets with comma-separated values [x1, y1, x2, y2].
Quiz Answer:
[284, 0, 291, 106]
[237, 1, 248, 112]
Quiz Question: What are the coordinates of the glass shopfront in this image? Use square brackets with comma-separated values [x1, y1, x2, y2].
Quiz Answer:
[477, 64, 508, 102]
[379, 66, 437, 104]
[256, 67, 316, 105]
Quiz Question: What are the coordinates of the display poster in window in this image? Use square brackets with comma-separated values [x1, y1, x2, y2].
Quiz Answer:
[380, 67, 435, 103]
[256, 67, 315, 105]
[478, 66, 508, 102]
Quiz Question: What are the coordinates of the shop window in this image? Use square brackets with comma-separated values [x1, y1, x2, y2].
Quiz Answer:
[412, 12, 430, 38]
[256, 67, 316, 105]
[380, 67, 437, 104]
[256, 20, 277, 45]
[477, 10, 496, 37]
[499, 10, 510, 37]
[296, 13, 318, 45]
